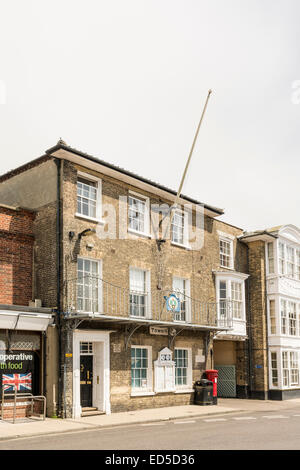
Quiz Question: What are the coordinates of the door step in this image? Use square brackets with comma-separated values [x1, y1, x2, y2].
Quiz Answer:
[81, 407, 105, 417]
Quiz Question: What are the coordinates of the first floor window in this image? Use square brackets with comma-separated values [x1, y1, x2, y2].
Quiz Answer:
[281, 300, 287, 335]
[270, 352, 278, 387]
[175, 349, 189, 387]
[77, 258, 100, 312]
[172, 277, 190, 322]
[219, 281, 227, 318]
[288, 302, 297, 336]
[218, 279, 245, 322]
[129, 268, 148, 317]
[231, 282, 243, 319]
[131, 347, 150, 390]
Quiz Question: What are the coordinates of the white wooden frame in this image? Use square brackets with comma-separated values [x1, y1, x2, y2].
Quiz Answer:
[73, 329, 112, 418]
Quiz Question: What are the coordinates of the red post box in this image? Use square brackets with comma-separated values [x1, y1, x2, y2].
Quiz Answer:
[205, 369, 218, 404]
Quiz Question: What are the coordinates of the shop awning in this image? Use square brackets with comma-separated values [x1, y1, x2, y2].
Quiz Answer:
[0, 310, 54, 331]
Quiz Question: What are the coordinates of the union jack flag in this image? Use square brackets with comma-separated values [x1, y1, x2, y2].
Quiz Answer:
[2, 373, 32, 392]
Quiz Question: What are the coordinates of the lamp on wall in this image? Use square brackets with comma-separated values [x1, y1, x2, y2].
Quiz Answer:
[78, 228, 96, 239]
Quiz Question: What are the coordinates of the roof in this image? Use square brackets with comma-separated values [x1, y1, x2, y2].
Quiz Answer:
[238, 228, 279, 242]
[45, 141, 224, 216]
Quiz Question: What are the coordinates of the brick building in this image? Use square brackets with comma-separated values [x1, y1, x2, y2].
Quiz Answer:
[0, 204, 53, 410]
[241, 225, 300, 399]
[0, 141, 250, 418]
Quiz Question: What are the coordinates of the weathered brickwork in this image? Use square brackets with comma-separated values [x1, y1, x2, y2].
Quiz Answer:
[247, 240, 269, 398]
[0, 206, 35, 306]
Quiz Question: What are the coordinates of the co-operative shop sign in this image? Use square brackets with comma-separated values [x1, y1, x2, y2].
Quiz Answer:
[0, 351, 34, 393]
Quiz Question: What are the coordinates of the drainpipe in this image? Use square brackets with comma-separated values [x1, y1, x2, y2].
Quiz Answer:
[246, 246, 253, 398]
[55, 158, 62, 417]
[263, 243, 270, 400]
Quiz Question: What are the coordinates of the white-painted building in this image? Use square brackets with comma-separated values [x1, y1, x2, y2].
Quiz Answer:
[241, 225, 300, 399]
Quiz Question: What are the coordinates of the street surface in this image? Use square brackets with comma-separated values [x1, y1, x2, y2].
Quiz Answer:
[1, 408, 300, 450]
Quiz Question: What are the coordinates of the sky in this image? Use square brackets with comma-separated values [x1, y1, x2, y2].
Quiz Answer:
[0, 0, 299, 231]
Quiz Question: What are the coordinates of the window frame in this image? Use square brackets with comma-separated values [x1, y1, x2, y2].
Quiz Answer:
[129, 267, 151, 319]
[127, 191, 150, 238]
[77, 257, 102, 313]
[130, 345, 153, 395]
[217, 277, 246, 322]
[75, 171, 103, 224]
[171, 207, 190, 249]
[218, 233, 234, 270]
[172, 277, 191, 323]
[174, 347, 192, 391]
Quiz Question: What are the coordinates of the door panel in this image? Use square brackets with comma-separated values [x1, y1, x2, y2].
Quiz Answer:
[80, 355, 93, 407]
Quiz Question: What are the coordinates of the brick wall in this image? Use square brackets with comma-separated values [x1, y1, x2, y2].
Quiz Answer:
[0, 206, 35, 306]
[247, 240, 269, 398]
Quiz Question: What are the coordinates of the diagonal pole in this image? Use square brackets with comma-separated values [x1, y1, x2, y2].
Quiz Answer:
[158, 89, 213, 244]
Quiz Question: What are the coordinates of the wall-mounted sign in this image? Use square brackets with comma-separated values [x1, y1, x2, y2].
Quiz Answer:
[158, 347, 173, 364]
[154, 348, 175, 393]
[65, 353, 73, 358]
[149, 326, 168, 336]
[164, 294, 181, 313]
[112, 343, 122, 353]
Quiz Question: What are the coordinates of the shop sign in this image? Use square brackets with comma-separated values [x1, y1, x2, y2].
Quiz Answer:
[149, 326, 168, 336]
[0, 350, 35, 393]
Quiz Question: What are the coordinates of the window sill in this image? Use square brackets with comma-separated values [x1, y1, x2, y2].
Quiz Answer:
[219, 265, 234, 271]
[75, 213, 105, 225]
[127, 228, 152, 239]
[171, 241, 191, 250]
[175, 388, 194, 394]
[131, 391, 155, 397]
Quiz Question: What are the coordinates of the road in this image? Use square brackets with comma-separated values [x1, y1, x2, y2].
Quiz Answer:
[1, 408, 300, 450]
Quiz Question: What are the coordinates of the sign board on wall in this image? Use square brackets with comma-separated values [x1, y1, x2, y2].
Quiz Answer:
[154, 348, 176, 393]
[149, 326, 168, 336]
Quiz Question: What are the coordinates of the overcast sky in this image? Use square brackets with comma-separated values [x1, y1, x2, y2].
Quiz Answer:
[0, 0, 299, 231]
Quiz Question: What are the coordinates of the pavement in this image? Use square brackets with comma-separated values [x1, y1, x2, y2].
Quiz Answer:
[1, 397, 300, 441]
